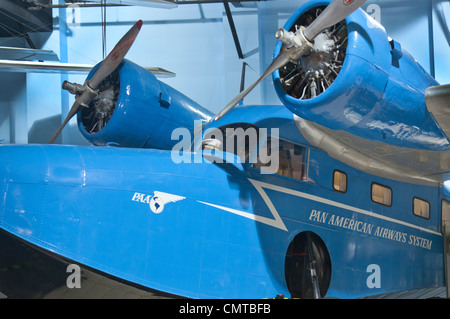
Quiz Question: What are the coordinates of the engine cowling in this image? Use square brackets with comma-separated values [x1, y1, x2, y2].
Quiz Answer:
[273, 0, 449, 150]
[77, 59, 212, 149]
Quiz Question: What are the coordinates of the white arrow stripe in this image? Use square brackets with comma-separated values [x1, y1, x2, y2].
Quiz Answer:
[198, 201, 288, 231]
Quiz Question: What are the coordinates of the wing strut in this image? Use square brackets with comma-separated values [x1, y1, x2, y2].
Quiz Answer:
[224, 0, 243, 59]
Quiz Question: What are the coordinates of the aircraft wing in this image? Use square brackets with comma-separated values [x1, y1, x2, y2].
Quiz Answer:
[425, 84, 450, 141]
[294, 115, 450, 187]
[0, 46, 59, 62]
[0, 59, 175, 77]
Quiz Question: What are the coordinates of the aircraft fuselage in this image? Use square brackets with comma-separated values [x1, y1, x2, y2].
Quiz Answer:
[0, 105, 445, 298]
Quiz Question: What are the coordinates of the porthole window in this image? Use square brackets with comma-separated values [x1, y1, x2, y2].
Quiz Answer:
[371, 183, 392, 207]
[413, 197, 430, 219]
[333, 170, 347, 193]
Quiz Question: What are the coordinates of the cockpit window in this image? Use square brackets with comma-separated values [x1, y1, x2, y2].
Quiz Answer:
[200, 124, 308, 179]
[253, 137, 309, 181]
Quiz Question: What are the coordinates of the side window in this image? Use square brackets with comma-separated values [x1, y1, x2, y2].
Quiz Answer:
[277, 140, 307, 180]
[333, 170, 347, 193]
[253, 138, 308, 181]
[371, 183, 392, 207]
[413, 197, 430, 219]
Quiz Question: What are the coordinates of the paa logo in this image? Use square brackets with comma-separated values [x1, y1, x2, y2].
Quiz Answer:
[132, 191, 185, 214]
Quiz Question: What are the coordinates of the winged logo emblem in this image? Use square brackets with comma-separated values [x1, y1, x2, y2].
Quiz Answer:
[149, 191, 186, 214]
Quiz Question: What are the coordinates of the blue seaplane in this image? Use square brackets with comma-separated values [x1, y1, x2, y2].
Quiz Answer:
[1, 0, 450, 299]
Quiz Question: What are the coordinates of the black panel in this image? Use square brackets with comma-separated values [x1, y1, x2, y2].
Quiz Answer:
[0, 0, 52, 38]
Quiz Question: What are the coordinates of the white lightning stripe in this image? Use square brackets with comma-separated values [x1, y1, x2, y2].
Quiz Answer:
[198, 178, 289, 231]
[197, 201, 288, 231]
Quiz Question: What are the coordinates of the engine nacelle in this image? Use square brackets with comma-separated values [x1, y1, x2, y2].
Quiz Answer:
[77, 60, 212, 149]
[273, 0, 449, 150]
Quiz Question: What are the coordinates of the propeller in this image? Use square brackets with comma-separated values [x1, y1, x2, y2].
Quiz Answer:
[214, 0, 366, 121]
[48, 20, 143, 144]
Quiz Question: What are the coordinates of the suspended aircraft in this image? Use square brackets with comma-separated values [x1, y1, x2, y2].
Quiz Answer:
[1, 0, 450, 299]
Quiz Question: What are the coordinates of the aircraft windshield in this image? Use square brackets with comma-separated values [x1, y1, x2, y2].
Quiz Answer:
[200, 124, 309, 180]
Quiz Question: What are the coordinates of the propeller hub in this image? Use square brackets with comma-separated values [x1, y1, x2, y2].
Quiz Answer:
[62, 81, 85, 95]
[277, 26, 314, 62]
[76, 81, 100, 108]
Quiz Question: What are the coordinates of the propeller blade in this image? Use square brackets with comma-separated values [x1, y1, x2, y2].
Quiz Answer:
[48, 20, 143, 144]
[304, 0, 366, 41]
[214, 0, 366, 122]
[48, 101, 81, 144]
[90, 19, 143, 89]
[215, 53, 289, 121]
